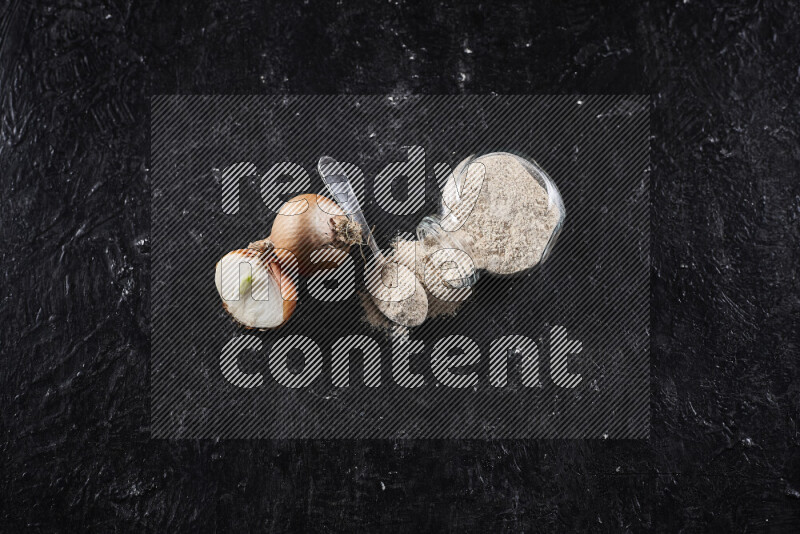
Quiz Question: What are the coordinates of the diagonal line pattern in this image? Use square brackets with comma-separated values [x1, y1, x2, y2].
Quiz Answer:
[150, 95, 650, 438]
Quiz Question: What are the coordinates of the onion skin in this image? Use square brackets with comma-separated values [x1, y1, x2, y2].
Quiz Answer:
[266, 194, 362, 276]
[218, 194, 359, 328]
[215, 249, 297, 330]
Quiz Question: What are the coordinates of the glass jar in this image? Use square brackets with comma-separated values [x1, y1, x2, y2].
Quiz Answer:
[415, 152, 565, 289]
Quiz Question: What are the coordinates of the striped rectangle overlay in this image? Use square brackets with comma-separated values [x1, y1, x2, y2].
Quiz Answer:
[151, 95, 649, 438]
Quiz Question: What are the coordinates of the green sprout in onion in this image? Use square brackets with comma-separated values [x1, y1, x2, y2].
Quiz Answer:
[239, 274, 253, 297]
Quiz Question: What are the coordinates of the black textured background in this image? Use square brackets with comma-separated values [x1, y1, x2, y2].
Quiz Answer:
[1, 0, 798, 531]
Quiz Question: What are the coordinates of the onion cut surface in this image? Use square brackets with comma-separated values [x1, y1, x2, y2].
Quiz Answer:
[214, 249, 297, 329]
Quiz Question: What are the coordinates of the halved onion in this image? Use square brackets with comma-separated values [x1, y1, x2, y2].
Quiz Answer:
[214, 249, 297, 329]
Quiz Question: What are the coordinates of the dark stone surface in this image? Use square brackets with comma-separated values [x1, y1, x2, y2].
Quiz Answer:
[2, 0, 798, 531]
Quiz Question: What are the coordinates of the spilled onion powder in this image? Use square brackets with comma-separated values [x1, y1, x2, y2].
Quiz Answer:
[367, 261, 428, 328]
[390, 237, 467, 317]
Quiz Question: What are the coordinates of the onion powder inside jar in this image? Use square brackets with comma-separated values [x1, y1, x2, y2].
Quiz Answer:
[416, 152, 565, 287]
